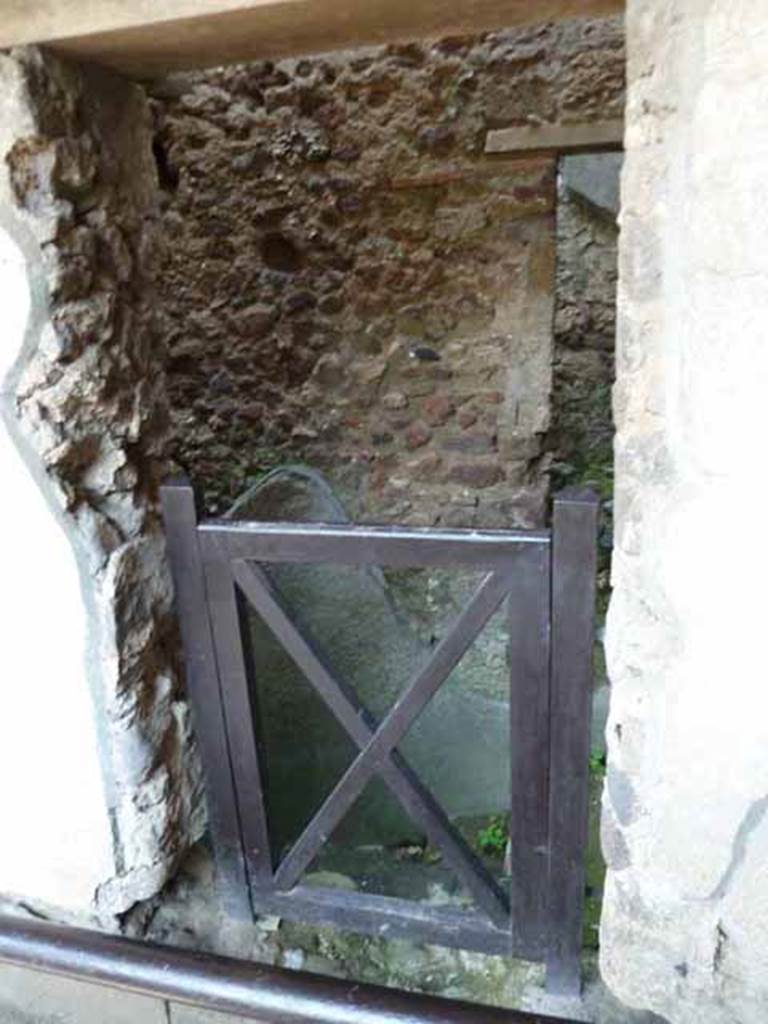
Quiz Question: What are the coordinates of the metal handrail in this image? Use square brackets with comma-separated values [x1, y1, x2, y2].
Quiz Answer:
[0, 913, 574, 1023]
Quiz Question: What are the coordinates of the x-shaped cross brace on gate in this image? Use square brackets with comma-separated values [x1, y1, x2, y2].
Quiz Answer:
[232, 559, 514, 928]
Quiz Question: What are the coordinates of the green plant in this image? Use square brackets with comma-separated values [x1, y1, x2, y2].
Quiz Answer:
[476, 816, 507, 857]
[589, 750, 607, 776]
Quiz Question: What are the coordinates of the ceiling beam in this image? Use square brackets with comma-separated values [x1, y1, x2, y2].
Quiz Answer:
[1, 0, 625, 79]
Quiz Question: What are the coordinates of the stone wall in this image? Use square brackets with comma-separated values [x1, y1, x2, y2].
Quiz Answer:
[551, 155, 618, 497]
[551, 154, 620, 611]
[151, 16, 624, 526]
[0, 47, 203, 920]
[602, 2, 768, 1021]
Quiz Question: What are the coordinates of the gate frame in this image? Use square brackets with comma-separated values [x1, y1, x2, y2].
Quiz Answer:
[161, 480, 598, 994]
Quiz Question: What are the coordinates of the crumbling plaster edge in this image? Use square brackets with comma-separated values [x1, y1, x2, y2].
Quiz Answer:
[0, 50, 196, 923]
[0, 205, 128, 920]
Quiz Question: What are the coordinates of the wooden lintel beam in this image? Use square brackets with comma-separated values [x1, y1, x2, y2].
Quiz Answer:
[485, 120, 624, 156]
[0, 0, 625, 79]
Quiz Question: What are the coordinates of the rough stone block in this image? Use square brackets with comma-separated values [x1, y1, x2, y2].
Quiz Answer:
[421, 393, 454, 426]
[404, 420, 432, 449]
[440, 432, 497, 454]
[446, 459, 503, 488]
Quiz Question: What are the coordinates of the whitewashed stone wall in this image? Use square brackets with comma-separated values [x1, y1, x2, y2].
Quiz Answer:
[602, 2, 768, 1021]
[0, 48, 203, 922]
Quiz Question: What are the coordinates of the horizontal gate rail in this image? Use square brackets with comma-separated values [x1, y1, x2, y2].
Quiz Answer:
[255, 886, 513, 956]
[199, 518, 549, 567]
[0, 914, 580, 1024]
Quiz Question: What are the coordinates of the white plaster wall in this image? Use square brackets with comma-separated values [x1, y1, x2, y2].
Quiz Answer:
[602, 2, 768, 1021]
[0, 59, 116, 913]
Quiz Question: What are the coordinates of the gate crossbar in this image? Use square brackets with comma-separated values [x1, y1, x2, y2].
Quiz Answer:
[233, 559, 511, 923]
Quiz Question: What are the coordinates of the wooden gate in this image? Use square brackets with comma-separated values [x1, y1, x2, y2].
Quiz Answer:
[161, 481, 599, 994]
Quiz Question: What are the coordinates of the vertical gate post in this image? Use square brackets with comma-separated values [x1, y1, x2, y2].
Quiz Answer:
[546, 487, 600, 994]
[508, 544, 552, 960]
[160, 479, 252, 919]
[197, 542, 274, 891]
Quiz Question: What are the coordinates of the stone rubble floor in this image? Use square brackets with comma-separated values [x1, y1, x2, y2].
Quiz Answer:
[0, 838, 664, 1024]
[0, 675, 638, 1024]
[0, 677, 651, 1024]
[0, 866, 666, 1024]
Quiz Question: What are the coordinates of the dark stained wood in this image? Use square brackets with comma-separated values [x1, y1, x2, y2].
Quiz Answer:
[199, 543, 273, 886]
[162, 483, 598, 985]
[546, 488, 600, 994]
[202, 520, 547, 570]
[257, 886, 516, 958]
[508, 542, 552, 960]
[231, 559, 510, 927]
[159, 480, 252, 919]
